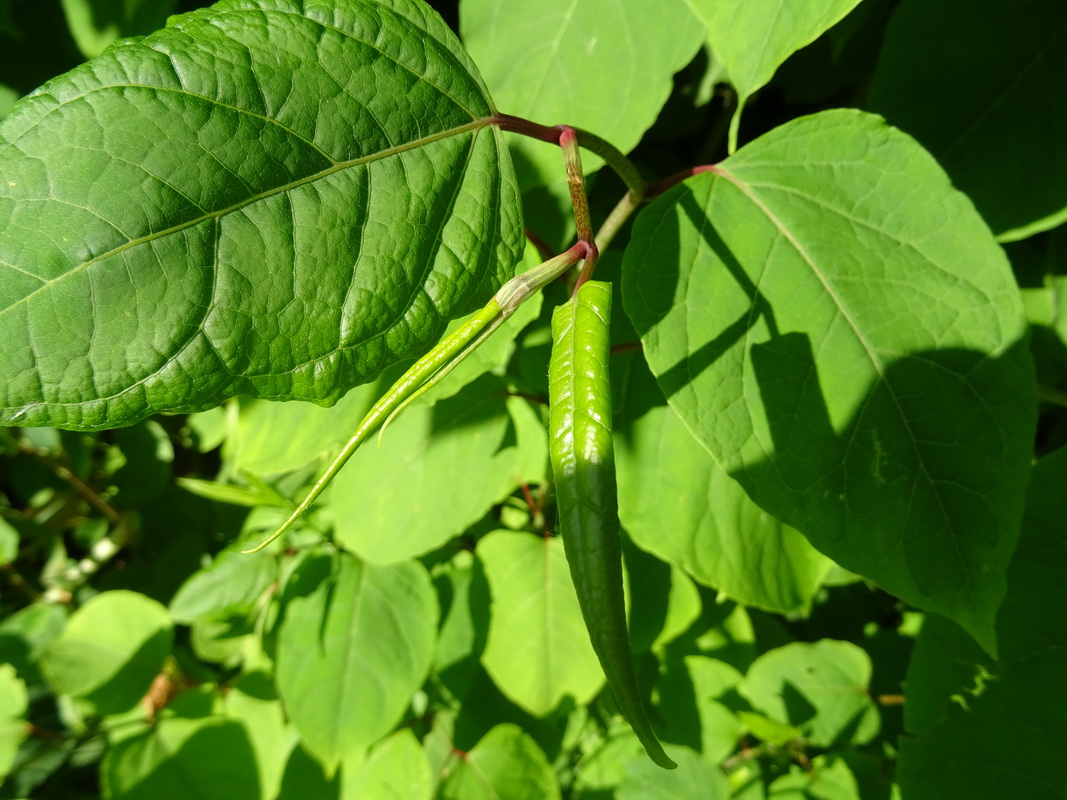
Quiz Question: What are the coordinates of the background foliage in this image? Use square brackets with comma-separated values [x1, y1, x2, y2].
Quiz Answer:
[1, 0, 1065, 798]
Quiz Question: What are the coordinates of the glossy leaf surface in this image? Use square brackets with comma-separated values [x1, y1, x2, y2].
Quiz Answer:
[623, 109, 1035, 653]
[0, 0, 522, 430]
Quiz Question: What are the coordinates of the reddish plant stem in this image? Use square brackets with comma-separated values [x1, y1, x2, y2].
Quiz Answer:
[558, 127, 599, 289]
[489, 113, 562, 145]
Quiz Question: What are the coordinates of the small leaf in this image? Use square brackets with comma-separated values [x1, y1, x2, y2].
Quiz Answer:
[439, 724, 561, 800]
[623, 109, 1036, 653]
[275, 552, 437, 772]
[478, 530, 603, 717]
[687, 0, 864, 149]
[40, 590, 172, 714]
[170, 547, 277, 623]
[0, 0, 522, 430]
[342, 729, 432, 800]
[869, 0, 1067, 240]
[739, 640, 879, 748]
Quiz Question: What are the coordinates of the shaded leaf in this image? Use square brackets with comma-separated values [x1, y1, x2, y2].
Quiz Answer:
[60, 0, 177, 59]
[623, 109, 1035, 653]
[739, 640, 879, 748]
[898, 448, 1067, 799]
[0, 664, 28, 779]
[275, 552, 437, 772]
[224, 672, 293, 800]
[0, 0, 521, 430]
[615, 354, 830, 613]
[40, 590, 172, 714]
[869, 0, 1067, 240]
[104, 714, 261, 800]
[478, 530, 603, 717]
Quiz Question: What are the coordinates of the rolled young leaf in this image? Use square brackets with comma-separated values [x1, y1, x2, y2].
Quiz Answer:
[548, 280, 675, 769]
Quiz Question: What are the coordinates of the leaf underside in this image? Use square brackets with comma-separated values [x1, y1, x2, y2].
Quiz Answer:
[0, 0, 522, 431]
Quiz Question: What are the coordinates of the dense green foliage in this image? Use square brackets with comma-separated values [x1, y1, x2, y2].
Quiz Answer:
[1, 0, 1064, 798]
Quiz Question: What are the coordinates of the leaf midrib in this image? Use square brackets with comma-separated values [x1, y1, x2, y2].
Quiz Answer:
[711, 165, 983, 606]
[0, 118, 491, 322]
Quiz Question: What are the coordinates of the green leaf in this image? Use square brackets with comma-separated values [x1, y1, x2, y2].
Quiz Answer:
[40, 590, 172, 714]
[330, 378, 546, 564]
[0, 516, 17, 564]
[461, 0, 703, 189]
[277, 744, 341, 800]
[0, 664, 28, 779]
[618, 745, 730, 800]
[433, 551, 491, 699]
[342, 729, 432, 800]
[478, 530, 604, 717]
[768, 755, 861, 800]
[868, 0, 1067, 241]
[224, 672, 292, 800]
[897, 448, 1067, 800]
[60, 0, 177, 59]
[622, 538, 702, 655]
[615, 354, 830, 613]
[104, 714, 261, 800]
[0, 602, 69, 684]
[622, 109, 1035, 653]
[275, 552, 437, 772]
[656, 656, 745, 763]
[170, 546, 277, 623]
[687, 0, 864, 150]
[0, 0, 522, 430]
[739, 640, 879, 748]
[439, 723, 561, 800]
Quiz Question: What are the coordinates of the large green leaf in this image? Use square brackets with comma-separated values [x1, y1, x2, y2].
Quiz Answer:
[439, 724, 560, 800]
[0, 0, 522, 431]
[39, 590, 172, 714]
[275, 552, 437, 772]
[169, 546, 277, 623]
[869, 0, 1067, 241]
[622, 109, 1035, 653]
[897, 448, 1067, 799]
[478, 530, 604, 717]
[461, 0, 703, 189]
[686, 0, 863, 150]
[330, 378, 546, 563]
[615, 353, 830, 613]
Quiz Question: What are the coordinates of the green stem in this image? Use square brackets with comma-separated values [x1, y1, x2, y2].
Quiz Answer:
[573, 127, 646, 201]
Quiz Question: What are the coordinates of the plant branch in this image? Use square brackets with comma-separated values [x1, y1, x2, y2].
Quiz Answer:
[18, 440, 121, 525]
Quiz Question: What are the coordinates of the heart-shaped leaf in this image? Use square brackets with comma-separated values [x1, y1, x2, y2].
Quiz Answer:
[0, 0, 522, 431]
[623, 109, 1035, 653]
